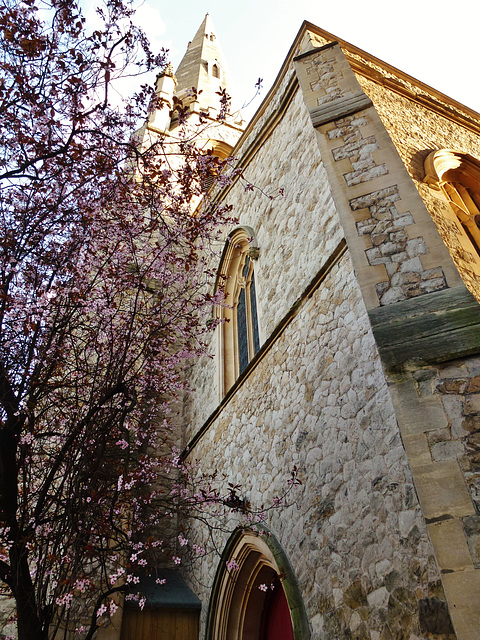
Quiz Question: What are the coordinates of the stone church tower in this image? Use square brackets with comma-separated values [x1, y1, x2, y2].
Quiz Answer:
[134, 14, 244, 161]
[119, 17, 480, 640]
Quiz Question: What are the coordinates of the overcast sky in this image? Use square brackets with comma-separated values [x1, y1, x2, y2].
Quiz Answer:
[85, 0, 480, 121]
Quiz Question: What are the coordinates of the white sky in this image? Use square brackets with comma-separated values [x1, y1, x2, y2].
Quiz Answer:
[83, 0, 480, 122]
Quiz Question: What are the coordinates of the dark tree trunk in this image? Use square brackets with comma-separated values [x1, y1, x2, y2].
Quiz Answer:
[10, 544, 44, 640]
[0, 407, 44, 640]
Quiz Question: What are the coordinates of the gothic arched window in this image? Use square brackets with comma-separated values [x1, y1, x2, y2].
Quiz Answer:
[212, 63, 220, 79]
[424, 149, 480, 299]
[217, 228, 260, 394]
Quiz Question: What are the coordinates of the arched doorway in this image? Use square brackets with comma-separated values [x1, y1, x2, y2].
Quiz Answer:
[206, 530, 308, 640]
[259, 576, 293, 640]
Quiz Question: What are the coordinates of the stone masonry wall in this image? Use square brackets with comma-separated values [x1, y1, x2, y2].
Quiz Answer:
[184, 86, 342, 441]
[343, 55, 480, 639]
[294, 42, 461, 312]
[328, 115, 448, 306]
[0, 596, 16, 640]
[387, 359, 480, 640]
[355, 70, 480, 302]
[354, 74, 480, 185]
[181, 32, 480, 640]
[185, 254, 452, 640]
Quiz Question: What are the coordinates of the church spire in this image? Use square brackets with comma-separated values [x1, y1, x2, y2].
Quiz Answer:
[174, 14, 233, 116]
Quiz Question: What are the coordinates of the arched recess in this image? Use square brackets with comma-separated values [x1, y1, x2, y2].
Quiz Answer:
[216, 227, 260, 394]
[201, 140, 234, 191]
[207, 140, 234, 161]
[205, 529, 310, 640]
[424, 149, 480, 299]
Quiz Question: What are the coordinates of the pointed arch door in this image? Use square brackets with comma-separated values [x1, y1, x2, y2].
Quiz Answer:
[260, 578, 294, 640]
[206, 532, 302, 640]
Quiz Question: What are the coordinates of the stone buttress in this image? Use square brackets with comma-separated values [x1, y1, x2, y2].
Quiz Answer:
[295, 36, 480, 640]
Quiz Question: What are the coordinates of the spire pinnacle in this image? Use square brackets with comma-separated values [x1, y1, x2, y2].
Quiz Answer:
[174, 15, 233, 114]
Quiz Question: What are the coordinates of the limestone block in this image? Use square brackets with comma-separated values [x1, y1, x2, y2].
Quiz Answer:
[463, 393, 480, 415]
[431, 440, 464, 462]
[462, 516, 480, 568]
[402, 433, 432, 467]
[442, 569, 480, 640]
[389, 380, 448, 436]
[367, 586, 389, 609]
[399, 510, 418, 537]
[427, 518, 473, 571]
[414, 460, 475, 519]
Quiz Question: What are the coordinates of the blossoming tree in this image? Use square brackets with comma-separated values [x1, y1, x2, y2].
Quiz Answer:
[0, 1, 242, 638]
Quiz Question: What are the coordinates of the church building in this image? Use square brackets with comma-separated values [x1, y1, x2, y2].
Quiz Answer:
[122, 14, 480, 640]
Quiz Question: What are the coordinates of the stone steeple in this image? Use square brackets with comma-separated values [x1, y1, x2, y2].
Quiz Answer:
[174, 14, 232, 117]
[136, 14, 244, 151]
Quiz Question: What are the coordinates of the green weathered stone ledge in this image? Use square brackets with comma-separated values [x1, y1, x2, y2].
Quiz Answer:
[368, 286, 480, 370]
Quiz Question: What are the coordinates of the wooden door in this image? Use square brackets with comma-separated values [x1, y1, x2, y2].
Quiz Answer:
[120, 608, 199, 640]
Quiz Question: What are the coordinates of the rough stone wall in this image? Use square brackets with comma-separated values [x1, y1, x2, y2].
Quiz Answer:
[338, 57, 480, 639]
[414, 359, 480, 548]
[181, 31, 480, 640]
[354, 75, 480, 184]
[0, 595, 16, 639]
[294, 42, 462, 313]
[292, 32, 480, 304]
[184, 87, 342, 441]
[328, 114, 448, 306]
[351, 182, 446, 305]
[186, 254, 451, 639]
[185, 39, 480, 438]
[425, 196, 480, 301]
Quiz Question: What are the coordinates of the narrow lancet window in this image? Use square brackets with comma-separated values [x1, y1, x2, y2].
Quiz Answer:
[217, 228, 260, 393]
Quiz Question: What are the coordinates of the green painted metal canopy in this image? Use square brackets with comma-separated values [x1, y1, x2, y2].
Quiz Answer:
[126, 570, 201, 610]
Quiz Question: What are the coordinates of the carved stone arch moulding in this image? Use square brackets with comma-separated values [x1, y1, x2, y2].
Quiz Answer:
[207, 139, 234, 160]
[217, 227, 259, 266]
[215, 227, 260, 395]
[205, 528, 310, 640]
[424, 149, 480, 192]
[424, 149, 480, 300]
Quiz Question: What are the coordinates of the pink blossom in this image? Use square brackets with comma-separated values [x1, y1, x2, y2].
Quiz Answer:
[0, 3, 289, 637]
[96, 604, 107, 618]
